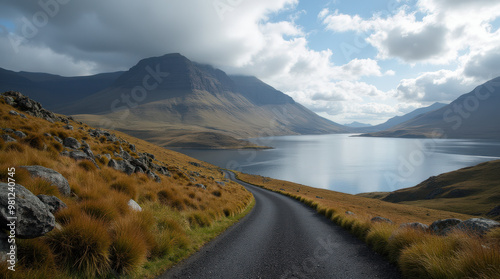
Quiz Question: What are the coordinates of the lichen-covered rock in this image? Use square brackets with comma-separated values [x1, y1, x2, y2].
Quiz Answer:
[1, 134, 16, 143]
[13, 130, 27, 138]
[108, 159, 135, 175]
[20, 165, 71, 196]
[0, 183, 55, 238]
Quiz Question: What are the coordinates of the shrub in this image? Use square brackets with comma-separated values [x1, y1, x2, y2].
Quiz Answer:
[24, 178, 60, 196]
[78, 161, 97, 172]
[188, 211, 212, 228]
[47, 215, 112, 277]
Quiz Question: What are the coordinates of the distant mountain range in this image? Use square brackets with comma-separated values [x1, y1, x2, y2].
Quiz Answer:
[2, 54, 499, 144]
[0, 54, 347, 148]
[360, 77, 500, 139]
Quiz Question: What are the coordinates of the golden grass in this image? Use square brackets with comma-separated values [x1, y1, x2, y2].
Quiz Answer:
[236, 172, 500, 279]
[0, 101, 253, 278]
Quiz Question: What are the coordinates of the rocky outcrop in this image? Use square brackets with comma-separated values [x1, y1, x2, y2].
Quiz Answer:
[108, 159, 136, 175]
[20, 165, 71, 196]
[2, 91, 72, 123]
[37, 195, 67, 214]
[487, 205, 500, 217]
[0, 183, 55, 239]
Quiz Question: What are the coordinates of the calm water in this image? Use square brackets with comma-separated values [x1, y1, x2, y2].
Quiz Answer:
[175, 134, 500, 194]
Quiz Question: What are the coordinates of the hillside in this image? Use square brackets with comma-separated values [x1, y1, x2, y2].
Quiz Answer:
[352, 102, 447, 133]
[55, 53, 347, 148]
[360, 77, 500, 139]
[0, 91, 253, 278]
[0, 67, 122, 110]
[357, 160, 500, 220]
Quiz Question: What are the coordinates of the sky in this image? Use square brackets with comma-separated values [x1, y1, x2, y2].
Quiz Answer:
[1, 0, 500, 125]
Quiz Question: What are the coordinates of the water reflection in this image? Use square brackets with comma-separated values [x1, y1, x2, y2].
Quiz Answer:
[175, 134, 500, 194]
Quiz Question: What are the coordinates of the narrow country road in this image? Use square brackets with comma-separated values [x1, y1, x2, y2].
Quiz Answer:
[159, 171, 401, 279]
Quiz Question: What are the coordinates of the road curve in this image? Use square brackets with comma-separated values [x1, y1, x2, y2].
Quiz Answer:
[159, 171, 401, 279]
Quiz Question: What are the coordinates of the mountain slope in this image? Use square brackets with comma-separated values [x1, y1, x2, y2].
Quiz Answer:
[353, 102, 447, 133]
[0, 67, 123, 110]
[59, 54, 346, 147]
[358, 160, 500, 220]
[360, 77, 500, 139]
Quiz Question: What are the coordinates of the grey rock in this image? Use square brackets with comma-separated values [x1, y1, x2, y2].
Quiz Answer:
[129, 144, 136, 152]
[20, 165, 71, 196]
[400, 222, 429, 231]
[190, 162, 201, 167]
[130, 158, 148, 172]
[430, 218, 462, 235]
[103, 153, 112, 160]
[8, 110, 19, 116]
[81, 140, 90, 149]
[195, 184, 206, 190]
[60, 151, 70, 157]
[53, 136, 63, 144]
[0, 183, 55, 238]
[2, 128, 14, 133]
[216, 181, 225, 186]
[158, 166, 171, 177]
[120, 150, 132, 161]
[20, 113, 27, 119]
[147, 170, 161, 183]
[69, 150, 91, 161]
[43, 133, 51, 137]
[63, 137, 80, 149]
[454, 218, 500, 235]
[128, 199, 142, 212]
[13, 130, 27, 138]
[345, 211, 355, 215]
[108, 159, 135, 175]
[1, 134, 16, 143]
[371, 217, 393, 224]
[37, 195, 67, 214]
[63, 125, 73, 130]
[3, 96, 14, 105]
[0, 231, 9, 262]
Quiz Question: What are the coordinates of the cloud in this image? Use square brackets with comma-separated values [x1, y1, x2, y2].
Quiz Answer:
[395, 70, 476, 102]
[463, 46, 500, 81]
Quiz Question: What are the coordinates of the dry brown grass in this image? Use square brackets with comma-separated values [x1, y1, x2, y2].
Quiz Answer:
[0, 101, 253, 278]
[236, 172, 500, 279]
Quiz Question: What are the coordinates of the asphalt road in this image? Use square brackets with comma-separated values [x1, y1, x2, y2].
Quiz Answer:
[159, 171, 401, 279]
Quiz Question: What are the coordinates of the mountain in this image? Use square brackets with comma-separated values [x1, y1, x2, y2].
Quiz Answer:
[0, 67, 123, 110]
[56, 53, 346, 147]
[359, 77, 500, 139]
[351, 102, 447, 133]
[344, 121, 372, 128]
[358, 160, 500, 220]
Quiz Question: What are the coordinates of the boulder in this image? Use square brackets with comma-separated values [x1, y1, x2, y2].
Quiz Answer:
[400, 222, 429, 231]
[63, 125, 73, 130]
[345, 211, 355, 216]
[430, 218, 462, 235]
[130, 158, 148, 172]
[454, 218, 500, 235]
[20, 165, 71, 196]
[216, 181, 226, 186]
[3, 96, 14, 105]
[0, 183, 55, 238]
[9, 110, 19, 116]
[53, 136, 63, 144]
[108, 159, 135, 175]
[37, 195, 67, 214]
[1, 134, 16, 143]
[63, 137, 80, 149]
[129, 144, 136, 152]
[128, 199, 142, 212]
[371, 217, 393, 224]
[13, 130, 27, 138]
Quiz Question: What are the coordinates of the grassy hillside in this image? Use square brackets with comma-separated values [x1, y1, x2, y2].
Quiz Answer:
[236, 173, 500, 279]
[358, 160, 500, 221]
[0, 94, 253, 278]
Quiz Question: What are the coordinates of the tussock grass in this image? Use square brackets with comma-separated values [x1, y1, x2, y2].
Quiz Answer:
[0, 101, 253, 278]
[236, 172, 500, 279]
[47, 214, 112, 277]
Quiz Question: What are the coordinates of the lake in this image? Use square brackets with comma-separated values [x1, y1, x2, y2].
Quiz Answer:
[175, 134, 500, 194]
